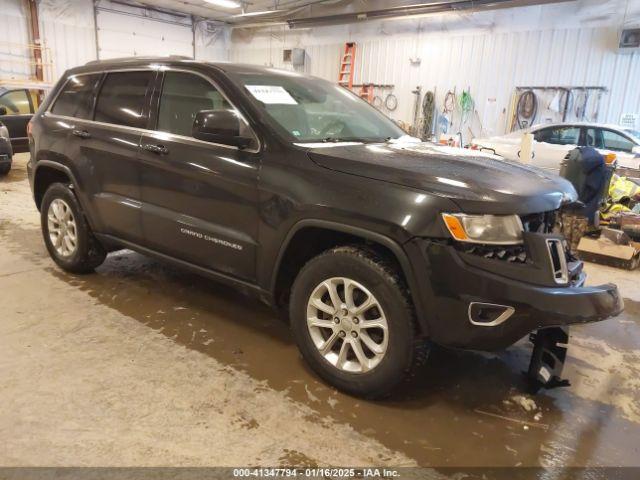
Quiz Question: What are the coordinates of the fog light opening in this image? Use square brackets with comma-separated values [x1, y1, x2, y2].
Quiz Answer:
[468, 302, 515, 327]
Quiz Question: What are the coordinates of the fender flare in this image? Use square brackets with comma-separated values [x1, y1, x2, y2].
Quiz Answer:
[34, 160, 81, 194]
[33, 160, 93, 222]
[270, 219, 430, 336]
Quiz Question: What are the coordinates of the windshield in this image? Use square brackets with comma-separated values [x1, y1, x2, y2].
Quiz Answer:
[230, 70, 405, 143]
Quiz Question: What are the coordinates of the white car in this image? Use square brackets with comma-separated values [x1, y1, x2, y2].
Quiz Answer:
[471, 123, 640, 172]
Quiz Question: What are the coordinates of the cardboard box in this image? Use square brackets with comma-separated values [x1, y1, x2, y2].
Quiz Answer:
[577, 237, 640, 270]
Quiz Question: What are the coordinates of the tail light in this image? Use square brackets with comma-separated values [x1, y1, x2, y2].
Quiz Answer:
[469, 143, 479, 150]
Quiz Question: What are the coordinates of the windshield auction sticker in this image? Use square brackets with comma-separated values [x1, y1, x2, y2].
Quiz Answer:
[245, 85, 298, 105]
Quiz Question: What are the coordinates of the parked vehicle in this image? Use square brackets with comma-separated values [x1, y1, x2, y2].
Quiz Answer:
[0, 120, 12, 175]
[0, 86, 43, 153]
[28, 58, 623, 397]
[471, 123, 640, 172]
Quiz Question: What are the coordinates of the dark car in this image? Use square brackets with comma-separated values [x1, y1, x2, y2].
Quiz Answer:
[0, 119, 12, 175]
[27, 57, 623, 397]
[0, 86, 43, 154]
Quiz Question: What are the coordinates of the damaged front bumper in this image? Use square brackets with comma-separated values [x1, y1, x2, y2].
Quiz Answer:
[410, 232, 623, 389]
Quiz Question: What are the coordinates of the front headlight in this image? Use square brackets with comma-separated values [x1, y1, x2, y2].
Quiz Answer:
[0, 125, 8, 139]
[442, 213, 523, 244]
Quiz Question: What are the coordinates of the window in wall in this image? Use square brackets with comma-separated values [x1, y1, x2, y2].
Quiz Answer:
[157, 72, 232, 137]
[51, 74, 102, 119]
[0, 89, 31, 115]
[94, 71, 153, 128]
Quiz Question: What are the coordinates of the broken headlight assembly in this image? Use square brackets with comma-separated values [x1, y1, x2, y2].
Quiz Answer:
[442, 213, 524, 245]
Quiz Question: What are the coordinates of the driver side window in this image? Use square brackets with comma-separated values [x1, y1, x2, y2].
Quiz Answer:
[157, 72, 232, 138]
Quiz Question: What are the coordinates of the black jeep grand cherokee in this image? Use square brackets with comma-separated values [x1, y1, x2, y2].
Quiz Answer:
[28, 57, 622, 397]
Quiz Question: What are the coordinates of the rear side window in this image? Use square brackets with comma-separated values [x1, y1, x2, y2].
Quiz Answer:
[51, 74, 102, 119]
[157, 71, 231, 137]
[94, 71, 153, 128]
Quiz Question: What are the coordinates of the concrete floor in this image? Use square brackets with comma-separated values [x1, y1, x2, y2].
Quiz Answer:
[1, 153, 639, 469]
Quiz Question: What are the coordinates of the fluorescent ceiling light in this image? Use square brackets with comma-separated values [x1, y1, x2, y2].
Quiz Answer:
[204, 0, 241, 8]
[235, 9, 284, 17]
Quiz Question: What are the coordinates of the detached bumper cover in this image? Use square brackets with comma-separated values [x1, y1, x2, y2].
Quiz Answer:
[413, 237, 623, 351]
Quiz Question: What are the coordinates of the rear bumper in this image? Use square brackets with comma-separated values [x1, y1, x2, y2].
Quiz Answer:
[413, 237, 623, 351]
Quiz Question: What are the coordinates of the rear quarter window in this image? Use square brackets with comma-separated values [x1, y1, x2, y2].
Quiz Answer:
[51, 74, 102, 119]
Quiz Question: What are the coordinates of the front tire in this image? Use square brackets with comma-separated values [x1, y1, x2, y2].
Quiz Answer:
[0, 163, 10, 176]
[41, 183, 106, 273]
[290, 246, 427, 398]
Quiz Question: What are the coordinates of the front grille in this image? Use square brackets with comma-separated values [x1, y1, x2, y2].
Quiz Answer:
[456, 243, 528, 263]
[520, 210, 558, 234]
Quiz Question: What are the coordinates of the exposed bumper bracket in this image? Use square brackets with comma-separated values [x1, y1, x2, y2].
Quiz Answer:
[526, 327, 571, 393]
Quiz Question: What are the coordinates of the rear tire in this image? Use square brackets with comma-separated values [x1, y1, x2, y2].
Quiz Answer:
[290, 245, 427, 398]
[41, 183, 106, 273]
[0, 163, 10, 176]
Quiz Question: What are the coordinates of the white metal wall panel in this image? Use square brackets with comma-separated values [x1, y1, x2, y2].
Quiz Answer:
[96, 10, 193, 59]
[39, 0, 97, 82]
[0, 0, 32, 81]
[230, 25, 640, 138]
[194, 21, 229, 62]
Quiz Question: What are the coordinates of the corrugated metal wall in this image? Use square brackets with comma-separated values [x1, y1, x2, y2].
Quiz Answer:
[0, 0, 32, 81]
[0, 0, 96, 85]
[1, 0, 638, 140]
[39, 0, 97, 81]
[230, 26, 640, 138]
[0, 0, 227, 87]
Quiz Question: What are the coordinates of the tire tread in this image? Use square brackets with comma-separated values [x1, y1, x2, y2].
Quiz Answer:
[291, 244, 429, 398]
[41, 182, 106, 274]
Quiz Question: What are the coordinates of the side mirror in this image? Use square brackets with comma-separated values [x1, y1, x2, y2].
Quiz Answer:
[0, 106, 7, 116]
[632, 145, 640, 156]
[192, 110, 253, 149]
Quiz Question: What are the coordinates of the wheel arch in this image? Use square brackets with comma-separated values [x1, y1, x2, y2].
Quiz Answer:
[33, 160, 79, 210]
[270, 219, 430, 337]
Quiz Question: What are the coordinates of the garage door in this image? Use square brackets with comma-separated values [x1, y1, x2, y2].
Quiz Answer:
[96, 7, 193, 60]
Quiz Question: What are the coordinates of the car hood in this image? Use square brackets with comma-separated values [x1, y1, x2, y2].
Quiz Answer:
[308, 141, 578, 214]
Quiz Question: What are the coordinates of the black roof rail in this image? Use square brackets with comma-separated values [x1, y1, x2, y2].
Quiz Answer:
[84, 55, 193, 66]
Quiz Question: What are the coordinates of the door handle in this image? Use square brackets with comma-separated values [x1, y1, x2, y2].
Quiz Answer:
[143, 143, 169, 155]
[72, 129, 91, 139]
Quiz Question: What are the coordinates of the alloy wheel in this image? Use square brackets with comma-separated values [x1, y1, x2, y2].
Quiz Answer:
[306, 277, 389, 373]
[47, 198, 78, 257]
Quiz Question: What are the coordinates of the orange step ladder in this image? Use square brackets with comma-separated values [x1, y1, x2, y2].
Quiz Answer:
[338, 42, 356, 89]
